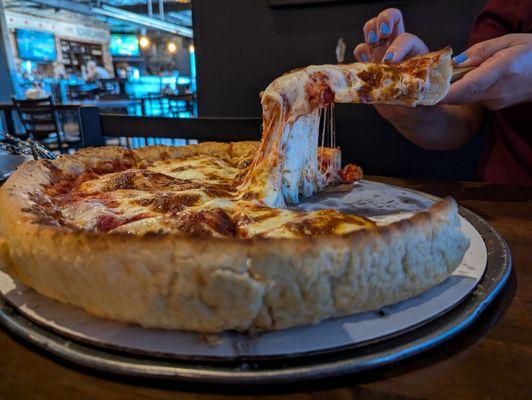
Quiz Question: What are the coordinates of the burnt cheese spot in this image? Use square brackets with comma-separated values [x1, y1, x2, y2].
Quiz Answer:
[305, 71, 335, 110]
[101, 170, 184, 192]
[95, 215, 124, 232]
[356, 63, 426, 104]
[286, 219, 341, 236]
[171, 165, 191, 172]
[136, 192, 201, 214]
[357, 68, 384, 89]
[284, 210, 374, 236]
[396, 55, 436, 80]
[170, 208, 236, 237]
[235, 208, 280, 226]
[356, 66, 387, 103]
[241, 191, 259, 201]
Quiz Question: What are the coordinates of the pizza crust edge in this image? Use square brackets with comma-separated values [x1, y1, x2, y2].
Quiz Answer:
[0, 145, 469, 333]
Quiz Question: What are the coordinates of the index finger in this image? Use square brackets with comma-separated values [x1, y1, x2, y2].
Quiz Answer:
[376, 8, 405, 41]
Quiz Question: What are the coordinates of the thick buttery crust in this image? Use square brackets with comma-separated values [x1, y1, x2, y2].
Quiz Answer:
[0, 144, 468, 332]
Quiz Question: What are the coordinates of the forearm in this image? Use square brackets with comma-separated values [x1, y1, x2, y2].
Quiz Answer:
[375, 104, 486, 150]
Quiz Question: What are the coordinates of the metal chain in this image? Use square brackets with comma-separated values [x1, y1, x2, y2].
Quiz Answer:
[0, 132, 57, 160]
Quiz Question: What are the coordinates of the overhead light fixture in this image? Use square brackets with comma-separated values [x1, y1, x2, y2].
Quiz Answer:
[139, 35, 150, 49]
[25, 0, 193, 37]
[167, 42, 177, 54]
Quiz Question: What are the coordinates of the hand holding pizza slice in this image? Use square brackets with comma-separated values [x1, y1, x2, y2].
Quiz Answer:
[349, 7, 487, 154]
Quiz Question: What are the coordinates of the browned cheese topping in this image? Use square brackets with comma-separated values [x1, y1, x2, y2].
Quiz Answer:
[28, 149, 369, 238]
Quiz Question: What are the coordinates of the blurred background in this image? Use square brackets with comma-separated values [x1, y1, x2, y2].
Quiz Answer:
[0, 0, 490, 179]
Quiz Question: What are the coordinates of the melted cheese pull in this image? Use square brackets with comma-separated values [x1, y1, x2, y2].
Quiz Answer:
[239, 48, 451, 208]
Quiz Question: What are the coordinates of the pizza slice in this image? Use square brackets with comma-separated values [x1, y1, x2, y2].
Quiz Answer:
[240, 48, 452, 207]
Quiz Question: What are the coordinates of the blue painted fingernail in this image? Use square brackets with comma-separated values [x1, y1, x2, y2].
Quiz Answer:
[379, 22, 391, 36]
[360, 53, 369, 62]
[368, 30, 378, 44]
[383, 52, 394, 61]
[453, 53, 468, 64]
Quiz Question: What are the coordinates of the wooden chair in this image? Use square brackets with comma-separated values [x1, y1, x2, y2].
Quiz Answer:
[78, 106, 262, 148]
[12, 96, 64, 152]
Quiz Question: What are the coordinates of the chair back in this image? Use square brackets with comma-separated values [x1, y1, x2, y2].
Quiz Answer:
[141, 94, 170, 117]
[12, 96, 60, 140]
[167, 94, 195, 117]
[78, 106, 262, 148]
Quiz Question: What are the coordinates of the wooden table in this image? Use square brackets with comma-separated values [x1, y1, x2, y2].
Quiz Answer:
[0, 176, 530, 399]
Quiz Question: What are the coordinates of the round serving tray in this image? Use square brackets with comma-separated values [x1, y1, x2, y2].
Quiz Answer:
[0, 184, 511, 384]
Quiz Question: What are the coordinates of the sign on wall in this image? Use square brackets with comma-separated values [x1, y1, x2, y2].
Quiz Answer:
[5, 11, 110, 43]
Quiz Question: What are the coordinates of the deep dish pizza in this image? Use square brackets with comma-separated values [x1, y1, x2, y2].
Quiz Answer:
[0, 48, 468, 333]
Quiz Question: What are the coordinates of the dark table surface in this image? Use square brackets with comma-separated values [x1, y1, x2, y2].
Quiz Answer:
[0, 175, 530, 399]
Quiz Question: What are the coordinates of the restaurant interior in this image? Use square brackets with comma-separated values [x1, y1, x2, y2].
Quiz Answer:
[0, 0, 530, 399]
[0, 0, 196, 154]
[0, 0, 497, 181]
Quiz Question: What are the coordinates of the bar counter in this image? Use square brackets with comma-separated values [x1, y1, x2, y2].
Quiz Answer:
[0, 176, 530, 399]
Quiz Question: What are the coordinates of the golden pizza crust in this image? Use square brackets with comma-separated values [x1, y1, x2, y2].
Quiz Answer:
[0, 144, 468, 332]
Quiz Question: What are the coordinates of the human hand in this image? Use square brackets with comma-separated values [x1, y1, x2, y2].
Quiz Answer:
[349, 9, 486, 151]
[353, 8, 433, 135]
[353, 8, 428, 63]
[443, 34, 532, 110]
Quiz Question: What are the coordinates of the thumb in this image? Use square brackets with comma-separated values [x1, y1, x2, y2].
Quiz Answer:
[452, 35, 512, 67]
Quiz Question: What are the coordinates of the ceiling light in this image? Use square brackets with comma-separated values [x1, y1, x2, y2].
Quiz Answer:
[139, 36, 150, 49]
[167, 42, 177, 54]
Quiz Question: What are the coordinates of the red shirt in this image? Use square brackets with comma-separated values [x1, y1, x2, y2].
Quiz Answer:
[469, 0, 532, 184]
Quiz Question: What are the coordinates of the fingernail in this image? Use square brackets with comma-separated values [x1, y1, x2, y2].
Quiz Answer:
[453, 53, 468, 64]
[383, 52, 394, 62]
[368, 31, 378, 44]
[360, 53, 369, 62]
[379, 22, 391, 36]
